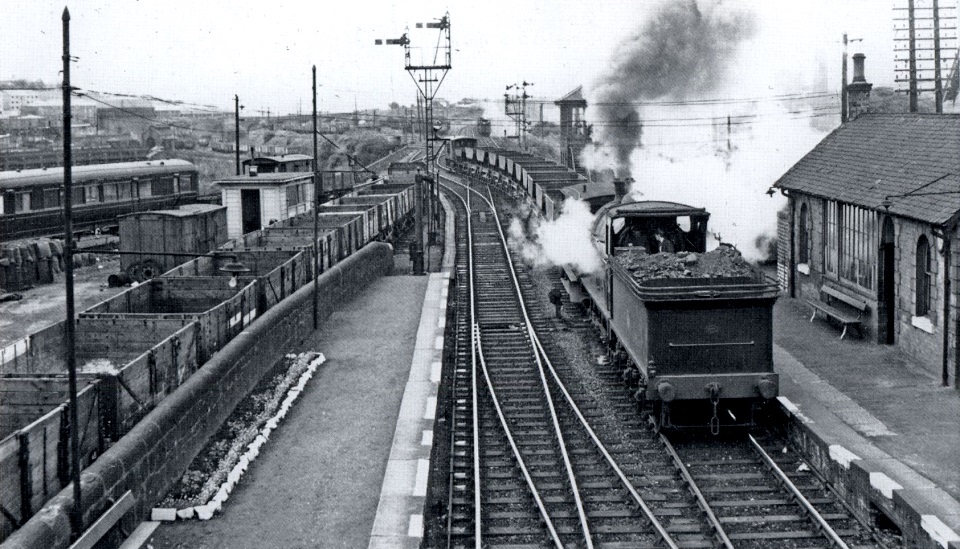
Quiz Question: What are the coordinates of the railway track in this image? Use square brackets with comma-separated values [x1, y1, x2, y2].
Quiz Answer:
[428, 170, 889, 549]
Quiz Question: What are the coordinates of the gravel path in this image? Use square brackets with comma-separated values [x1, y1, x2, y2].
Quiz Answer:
[145, 274, 429, 549]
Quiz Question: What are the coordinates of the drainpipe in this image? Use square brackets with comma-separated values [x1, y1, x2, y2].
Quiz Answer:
[789, 197, 796, 298]
[942, 231, 952, 386]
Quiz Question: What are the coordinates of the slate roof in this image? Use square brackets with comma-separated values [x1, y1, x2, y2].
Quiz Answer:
[773, 114, 960, 228]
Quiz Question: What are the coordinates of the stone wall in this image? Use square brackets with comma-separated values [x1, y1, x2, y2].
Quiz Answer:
[781, 192, 959, 386]
[0, 242, 394, 549]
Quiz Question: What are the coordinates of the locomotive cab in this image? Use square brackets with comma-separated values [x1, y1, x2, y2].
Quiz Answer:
[598, 200, 710, 258]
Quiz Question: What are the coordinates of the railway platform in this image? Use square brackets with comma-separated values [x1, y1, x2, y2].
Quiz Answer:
[773, 296, 960, 546]
[136, 200, 454, 549]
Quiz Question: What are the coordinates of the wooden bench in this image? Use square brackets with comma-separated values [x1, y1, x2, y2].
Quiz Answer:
[806, 286, 868, 340]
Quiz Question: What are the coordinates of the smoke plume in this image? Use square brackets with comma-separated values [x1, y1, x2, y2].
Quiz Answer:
[508, 198, 602, 274]
[592, 0, 757, 175]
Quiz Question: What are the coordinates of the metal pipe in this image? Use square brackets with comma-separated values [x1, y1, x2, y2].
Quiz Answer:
[62, 6, 83, 538]
[942, 233, 951, 386]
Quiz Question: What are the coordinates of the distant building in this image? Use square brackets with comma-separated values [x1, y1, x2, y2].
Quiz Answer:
[554, 86, 590, 171]
[387, 161, 426, 185]
[773, 113, 960, 388]
[241, 154, 313, 175]
[96, 99, 155, 136]
[21, 98, 98, 126]
[0, 89, 59, 116]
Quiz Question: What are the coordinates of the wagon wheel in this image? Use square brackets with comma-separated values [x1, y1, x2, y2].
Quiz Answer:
[140, 259, 162, 280]
[126, 262, 145, 282]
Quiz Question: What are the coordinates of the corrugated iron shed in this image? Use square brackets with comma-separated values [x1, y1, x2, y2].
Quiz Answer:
[773, 113, 960, 228]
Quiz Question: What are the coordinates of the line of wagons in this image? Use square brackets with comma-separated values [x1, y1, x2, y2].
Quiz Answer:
[0, 180, 414, 541]
[444, 141, 781, 432]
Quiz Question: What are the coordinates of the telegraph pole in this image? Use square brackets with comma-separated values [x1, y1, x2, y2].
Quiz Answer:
[234, 95, 242, 175]
[933, 0, 944, 113]
[61, 7, 83, 538]
[908, 0, 919, 112]
[841, 33, 849, 122]
[312, 65, 320, 329]
[893, 0, 956, 112]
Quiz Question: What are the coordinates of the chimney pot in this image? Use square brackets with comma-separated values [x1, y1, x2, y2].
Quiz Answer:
[613, 178, 628, 204]
[852, 53, 867, 83]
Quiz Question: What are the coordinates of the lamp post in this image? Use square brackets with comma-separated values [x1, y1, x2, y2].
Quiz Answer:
[219, 260, 251, 288]
[234, 95, 244, 175]
[412, 170, 425, 275]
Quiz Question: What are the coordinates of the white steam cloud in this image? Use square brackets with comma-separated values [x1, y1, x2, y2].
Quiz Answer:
[582, 0, 839, 261]
[508, 198, 601, 274]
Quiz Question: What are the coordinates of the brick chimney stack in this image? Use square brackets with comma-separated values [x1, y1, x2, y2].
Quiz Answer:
[846, 53, 873, 120]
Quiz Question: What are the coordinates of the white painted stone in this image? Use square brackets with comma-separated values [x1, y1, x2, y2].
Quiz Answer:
[175, 508, 194, 520]
[407, 514, 424, 537]
[921, 515, 960, 548]
[869, 472, 902, 499]
[430, 361, 442, 383]
[828, 445, 861, 469]
[776, 396, 814, 424]
[195, 505, 214, 521]
[434, 336, 444, 349]
[424, 396, 437, 420]
[150, 508, 177, 522]
[777, 396, 799, 414]
[413, 459, 430, 497]
[911, 315, 935, 334]
[421, 430, 433, 446]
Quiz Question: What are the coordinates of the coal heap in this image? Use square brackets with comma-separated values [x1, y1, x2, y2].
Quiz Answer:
[616, 245, 758, 282]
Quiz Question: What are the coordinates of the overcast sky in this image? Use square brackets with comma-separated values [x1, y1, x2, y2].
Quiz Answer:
[1, 0, 928, 117]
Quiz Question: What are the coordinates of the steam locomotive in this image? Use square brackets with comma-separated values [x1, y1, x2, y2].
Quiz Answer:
[446, 140, 780, 431]
[567, 182, 780, 431]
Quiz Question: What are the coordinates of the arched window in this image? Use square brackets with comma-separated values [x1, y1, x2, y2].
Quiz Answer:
[915, 236, 932, 316]
[798, 203, 810, 264]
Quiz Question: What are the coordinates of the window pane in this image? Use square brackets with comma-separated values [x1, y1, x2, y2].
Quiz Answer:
[103, 183, 118, 202]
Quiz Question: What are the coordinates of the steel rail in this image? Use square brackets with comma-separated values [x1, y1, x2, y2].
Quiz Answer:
[483, 186, 594, 548]
[529, 332, 682, 549]
[460, 183, 482, 549]
[446, 176, 593, 547]
[473, 324, 564, 548]
[449, 181, 563, 548]
[748, 434, 851, 549]
[658, 433, 735, 549]
[446, 171, 680, 549]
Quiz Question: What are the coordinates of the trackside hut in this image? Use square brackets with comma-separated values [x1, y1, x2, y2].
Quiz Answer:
[773, 113, 960, 388]
[217, 171, 315, 239]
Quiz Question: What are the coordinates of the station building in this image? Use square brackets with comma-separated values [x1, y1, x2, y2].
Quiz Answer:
[773, 113, 960, 388]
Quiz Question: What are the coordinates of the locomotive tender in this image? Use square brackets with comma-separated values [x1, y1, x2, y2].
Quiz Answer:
[0, 159, 199, 242]
[570, 186, 780, 431]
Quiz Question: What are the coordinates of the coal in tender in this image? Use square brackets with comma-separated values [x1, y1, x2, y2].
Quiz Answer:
[616, 244, 757, 282]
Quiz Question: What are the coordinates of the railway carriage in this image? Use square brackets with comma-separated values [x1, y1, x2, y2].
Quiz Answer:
[0, 160, 199, 242]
